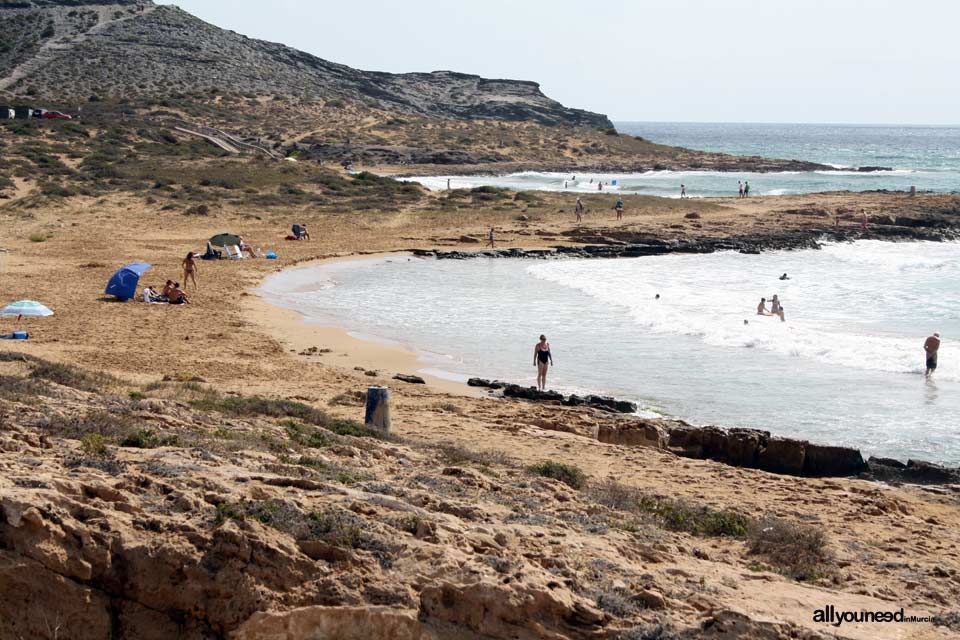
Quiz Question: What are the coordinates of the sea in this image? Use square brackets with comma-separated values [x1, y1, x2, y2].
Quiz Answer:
[403, 122, 960, 197]
[264, 123, 960, 465]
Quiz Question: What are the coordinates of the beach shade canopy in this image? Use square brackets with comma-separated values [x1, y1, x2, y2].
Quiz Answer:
[209, 233, 241, 248]
[0, 300, 53, 317]
[105, 262, 151, 301]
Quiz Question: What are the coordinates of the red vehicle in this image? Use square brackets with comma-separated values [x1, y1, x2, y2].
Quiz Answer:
[42, 111, 72, 120]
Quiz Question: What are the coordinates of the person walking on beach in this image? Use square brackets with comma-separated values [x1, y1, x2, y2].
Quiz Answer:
[924, 332, 941, 377]
[743, 181, 750, 198]
[182, 251, 198, 290]
[534, 334, 554, 391]
[614, 197, 624, 221]
[487, 227, 496, 248]
[575, 197, 585, 223]
[738, 181, 744, 198]
[680, 184, 687, 199]
[860, 209, 869, 233]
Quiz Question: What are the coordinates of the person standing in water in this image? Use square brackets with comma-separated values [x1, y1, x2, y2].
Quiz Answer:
[924, 332, 941, 377]
[680, 184, 687, 199]
[757, 297, 770, 315]
[770, 295, 781, 315]
[575, 197, 585, 223]
[534, 335, 554, 391]
[743, 181, 750, 197]
[614, 197, 624, 221]
[486, 227, 496, 248]
[738, 181, 744, 198]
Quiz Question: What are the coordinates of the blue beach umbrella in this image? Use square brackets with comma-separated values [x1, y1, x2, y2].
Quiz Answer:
[105, 263, 152, 301]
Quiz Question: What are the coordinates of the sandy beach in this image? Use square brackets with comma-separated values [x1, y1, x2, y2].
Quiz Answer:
[3, 183, 960, 639]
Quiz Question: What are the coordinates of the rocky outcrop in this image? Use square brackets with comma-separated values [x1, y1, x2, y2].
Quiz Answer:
[420, 581, 606, 640]
[0, 1, 611, 127]
[233, 606, 434, 640]
[413, 220, 960, 263]
[469, 379, 639, 414]
[596, 421, 668, 449]
[866, 457, 960, 485]
[666, 425, 869, 477]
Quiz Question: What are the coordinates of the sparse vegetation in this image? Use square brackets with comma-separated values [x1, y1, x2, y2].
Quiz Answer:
[747, 517, 832, 581]
[588, 479, 749, 537]
[28, 359, 117, 392]
[529, 461, 587, 489]
[189, 391, 386, 439]
[79, 433, 108, 456]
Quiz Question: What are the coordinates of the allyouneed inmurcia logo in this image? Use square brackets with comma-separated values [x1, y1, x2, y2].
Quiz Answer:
[813, 605, 932, 627]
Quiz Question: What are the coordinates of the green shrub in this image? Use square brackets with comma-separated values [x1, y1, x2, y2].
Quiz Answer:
[79, 433, 108, 456]
[118, 428, 179, 449]
[529, 461, 586, 489]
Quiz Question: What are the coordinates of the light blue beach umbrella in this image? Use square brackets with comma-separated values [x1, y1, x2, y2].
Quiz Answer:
[0, 300, 54, 318]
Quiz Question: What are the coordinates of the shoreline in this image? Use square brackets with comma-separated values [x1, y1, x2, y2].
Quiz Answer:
[245, 253, 483, 398]
[245, 241, 960, 479]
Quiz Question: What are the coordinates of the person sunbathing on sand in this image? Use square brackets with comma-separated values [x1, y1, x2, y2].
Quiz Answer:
[169, 283, 189, 305]
[161, 280, 175, 301]
[143, 286, 161, 303]
[238, 237, 257, 258]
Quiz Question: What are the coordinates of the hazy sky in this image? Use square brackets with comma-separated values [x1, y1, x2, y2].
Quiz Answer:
[157, 0, 959, 125]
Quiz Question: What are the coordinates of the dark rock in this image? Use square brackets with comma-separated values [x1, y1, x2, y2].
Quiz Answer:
[757, 436, 807, 476]
[856, 166, 894, 172]
[802, 443, 868, 477]
[684, 212, 701, 219]
[866, 457, 960, 485]
[906, 459, 960, 483]
[868, 456, 906, 469]
[502, 384, 564, 403]
[466, 378, 504, 389]
[578, 395, 637, 414]
[393, 374, 426, 384]
[725, 428, 765, 467]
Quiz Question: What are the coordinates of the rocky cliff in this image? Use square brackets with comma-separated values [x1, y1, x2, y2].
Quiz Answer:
[0, 0, 612, 127]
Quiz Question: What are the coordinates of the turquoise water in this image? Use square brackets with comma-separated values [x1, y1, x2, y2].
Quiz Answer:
[617, 122, 960, 172]
[402, 122, 960, 197]
[261, 241, 960, 466]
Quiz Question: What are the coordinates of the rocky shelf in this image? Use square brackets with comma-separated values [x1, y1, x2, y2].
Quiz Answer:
[468, 378, 960, 484]
[413, 219, 960, 263]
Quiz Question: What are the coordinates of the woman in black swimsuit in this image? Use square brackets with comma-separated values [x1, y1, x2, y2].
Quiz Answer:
[533, 334, 554, 391]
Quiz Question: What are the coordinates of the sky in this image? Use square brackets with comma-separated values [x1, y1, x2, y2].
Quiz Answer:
[156, 0, 960, 125]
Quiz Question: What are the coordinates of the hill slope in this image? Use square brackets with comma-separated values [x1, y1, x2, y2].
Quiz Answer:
[0, 0, 611, 127]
